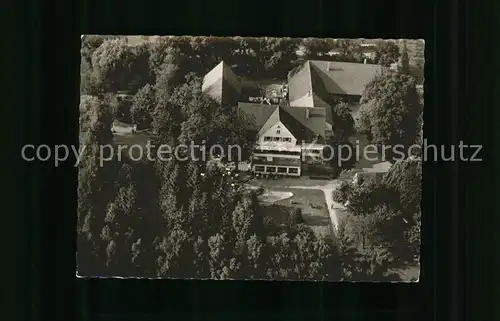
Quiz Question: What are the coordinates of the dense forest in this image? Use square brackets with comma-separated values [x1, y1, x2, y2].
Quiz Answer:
[78, 36, 423, 280]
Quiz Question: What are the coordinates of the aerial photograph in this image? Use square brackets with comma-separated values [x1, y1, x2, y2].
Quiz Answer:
[78, 35, 424, 281]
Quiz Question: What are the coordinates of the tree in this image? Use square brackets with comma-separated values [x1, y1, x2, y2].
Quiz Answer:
[149, 37, 180, 79]
[358, 69, 422, 161]
[186, 165, 211, 239]
[383, 157, 422, 261]
[405, 211, 421, 259]
[78, 95, 118, 275]
[301, 38, 335, 60]
[154, 57, 182, 97]
[399, 41, 411, 74]
[355, 246, 397, 281]
[192, 236, 210, 278]
[334, 221, 363, 281]
[409, 39, 425, 84]
[382, 157, 422, 210]
[91, 38, 136, 92]
[208, 233, 240, 280]
[313, 234, 342, 281]
[345, 176, 399, 216]
[127, 43, 153, 93]
[103, 93, 132, 122]
[131, 84, 156, 129]
[127, 160, 164, 276]
[231, 193, 265, 255]
[373, 40, 400, 67]
[102, 178, 138, 276]
[340, 158, 421, 269]
[331, 102, 355, 141]
[292, 226, 318, 278]
[178, 94, 218, 146]
[244, 234, 267, 279]
[334, 39, 364, 63]
[266, 233, 299, 280]
[81, 35, 106, 64]
[259, 37, 301, 78]
[158, 160, 189, 223]
[331, 181, 353, 204]
[80, 58, 100, 95]
[336, 220, 397, 281]
[156, 227, 196, 278]
[324, 102, 357, 174]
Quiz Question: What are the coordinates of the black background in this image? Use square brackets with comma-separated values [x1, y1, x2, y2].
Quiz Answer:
[5, 0, 497, 319]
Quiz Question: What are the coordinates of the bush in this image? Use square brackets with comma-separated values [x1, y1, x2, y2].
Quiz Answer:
[288, 208, 303, 226]
[331, 189, 345, 203]
[332, 181, 352, 204]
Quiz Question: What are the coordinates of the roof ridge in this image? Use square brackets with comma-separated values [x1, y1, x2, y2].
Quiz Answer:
[306, 61, 313, 98]
[309, 59, 379, 67]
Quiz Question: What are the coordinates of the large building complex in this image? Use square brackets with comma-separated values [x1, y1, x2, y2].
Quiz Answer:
[202, 60, 382, 176]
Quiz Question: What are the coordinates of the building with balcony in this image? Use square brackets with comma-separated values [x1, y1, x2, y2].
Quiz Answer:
[201, 59, 381, 176]
[237, 102, 326, 176]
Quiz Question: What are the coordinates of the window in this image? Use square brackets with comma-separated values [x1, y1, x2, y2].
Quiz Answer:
[254, 166, 265, 172]
[273, 137, 280, 141]
[288, 168, 299, 174]
[310, 149, 320, 154]
[276, 129, 281, 134]
[266, 166, 276, 173]
[277, 167, 287, 173]
[264, 136, 272, 142]
[283, 137, 292, 142]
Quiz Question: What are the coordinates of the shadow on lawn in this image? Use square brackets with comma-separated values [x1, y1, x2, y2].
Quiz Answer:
[302, 214, 331, 227]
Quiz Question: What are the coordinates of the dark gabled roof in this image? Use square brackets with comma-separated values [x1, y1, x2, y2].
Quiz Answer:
[237, 103, 277, 130]
[309, 63, 335, 105]
[309, 60, 382, 96]
[277, 107, 318, 143]
[286, 61, 334, 119]
[257, 107, 280, 136]
[280, 106, 326, 139]
[237, 102, 326, 143]
[287, 60, 383, 104]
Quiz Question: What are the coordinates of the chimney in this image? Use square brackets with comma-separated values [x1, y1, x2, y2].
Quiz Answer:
[306, 108, 310, 119]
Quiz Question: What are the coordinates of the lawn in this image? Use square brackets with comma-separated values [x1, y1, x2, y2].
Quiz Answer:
[260, 187, 333, 236]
